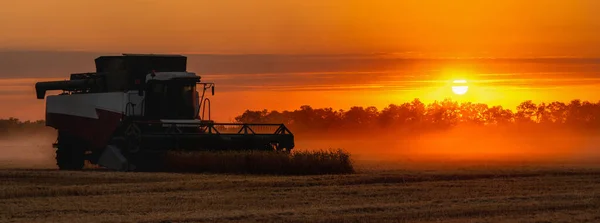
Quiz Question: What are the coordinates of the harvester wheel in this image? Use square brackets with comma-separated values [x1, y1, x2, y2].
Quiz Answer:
[55, 131, 86, 170]
[56, 149, 85, 170]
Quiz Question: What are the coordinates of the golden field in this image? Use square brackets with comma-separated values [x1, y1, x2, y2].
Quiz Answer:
[1, 162, 600, 223]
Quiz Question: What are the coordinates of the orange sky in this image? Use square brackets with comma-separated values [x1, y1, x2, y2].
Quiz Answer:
[2, 56, 600, 122]
[1, 1, 600, 121]
[1, 0, 600, 56]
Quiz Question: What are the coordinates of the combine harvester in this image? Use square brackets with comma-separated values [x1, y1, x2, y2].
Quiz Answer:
[35, 54, 295, 171]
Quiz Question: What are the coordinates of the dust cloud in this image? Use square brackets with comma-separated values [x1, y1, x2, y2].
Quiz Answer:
[1, 126, 599, 171]
[0, 131, 57, 169]
[294, 126, 600, 170]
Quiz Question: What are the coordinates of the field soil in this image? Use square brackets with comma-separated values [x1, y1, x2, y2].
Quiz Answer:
[2, 130, 600, 222]
[1, 163, 600, 223]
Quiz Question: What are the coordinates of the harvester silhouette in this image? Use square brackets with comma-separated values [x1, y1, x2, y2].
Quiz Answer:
[35, 54, 294, 171]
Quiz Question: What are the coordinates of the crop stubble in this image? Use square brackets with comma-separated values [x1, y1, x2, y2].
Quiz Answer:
[1, 164, 600, 223]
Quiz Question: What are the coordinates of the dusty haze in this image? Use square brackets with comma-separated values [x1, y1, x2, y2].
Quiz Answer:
[0, 131, 56, 169]
[1, 126, 599, 171]
[295, 126, 600, 170]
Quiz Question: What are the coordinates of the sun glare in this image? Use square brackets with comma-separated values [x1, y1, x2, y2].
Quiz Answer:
[452, 80, 468, 95]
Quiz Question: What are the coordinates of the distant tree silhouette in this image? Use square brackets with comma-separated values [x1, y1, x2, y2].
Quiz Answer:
[234, 109, 269, 123]
[233, 98, 600, 134]
[0, 118, 46, 137]
[545, 101, 568, 124]
[483, 105, 514, 125]
[515, 100, 537, 124]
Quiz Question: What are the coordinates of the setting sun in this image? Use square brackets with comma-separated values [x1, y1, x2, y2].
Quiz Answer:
[451, 80, 469, 95]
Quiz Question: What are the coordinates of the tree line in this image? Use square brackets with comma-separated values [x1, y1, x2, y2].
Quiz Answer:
[0, 118, 47, 137]
[234, 98, 600, 134]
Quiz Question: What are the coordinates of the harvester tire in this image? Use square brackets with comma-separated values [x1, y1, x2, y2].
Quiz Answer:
[56, 149, 85, 170]
[55, 132, 86, 170]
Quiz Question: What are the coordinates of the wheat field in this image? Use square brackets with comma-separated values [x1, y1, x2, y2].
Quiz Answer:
[1, 162, 600, 223]
[161, 149, 354, 175]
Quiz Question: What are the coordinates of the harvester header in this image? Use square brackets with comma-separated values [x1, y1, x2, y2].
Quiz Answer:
[35, 54, 294, 171]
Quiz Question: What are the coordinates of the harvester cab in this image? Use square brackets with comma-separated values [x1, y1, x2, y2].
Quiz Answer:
[35, 54, 294, 171]
[143, 71, 213, 121]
